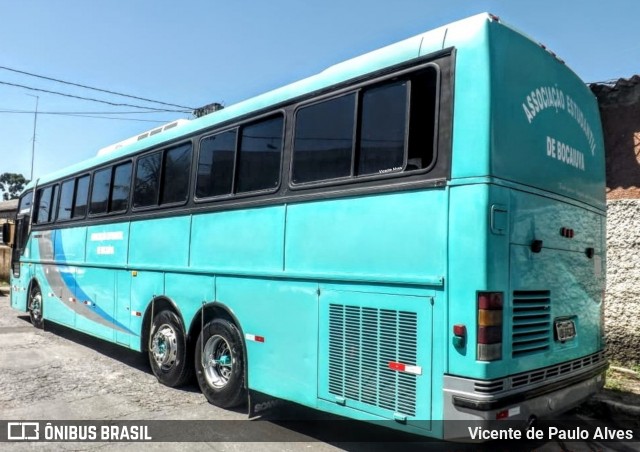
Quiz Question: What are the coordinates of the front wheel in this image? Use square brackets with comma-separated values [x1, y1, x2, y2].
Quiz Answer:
[28, 285, 44, 329]
[195, 319, 246, 408]
[148, 310, 192, 387]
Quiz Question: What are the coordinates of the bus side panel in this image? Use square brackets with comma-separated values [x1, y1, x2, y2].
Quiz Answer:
[115, 270, 132, 346]
[130, 271, 164, 352]
[165, 272, 215, 338]
[190, 206, 285, 273]
[55, 227, 87, 264]
[284, 190, 448, 284]
[217, 276, 319, 407]
[41, 264, 76, 328]
[85, 223, 129, 267]
[129, 217, 190, 270]
[74, 268, 115, 342]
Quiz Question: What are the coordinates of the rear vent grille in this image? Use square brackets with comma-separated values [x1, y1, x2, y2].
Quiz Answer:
[472, 351, 607, 394]
[511, 351, 606, 389]
[474, 380, 504, 394]
[328, 304, 418, 417]
[512, 290, 551, 357]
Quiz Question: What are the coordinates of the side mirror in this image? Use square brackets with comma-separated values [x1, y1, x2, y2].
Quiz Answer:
[2, 222, 12, 246]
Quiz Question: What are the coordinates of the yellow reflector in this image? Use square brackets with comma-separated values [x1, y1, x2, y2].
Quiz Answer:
[478, 309, 502, 326]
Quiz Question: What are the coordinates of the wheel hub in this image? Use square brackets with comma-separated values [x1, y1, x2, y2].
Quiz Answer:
[202, 335, 233, 388]
[29, 292, 42, 320]
[151, 324, 178, 368]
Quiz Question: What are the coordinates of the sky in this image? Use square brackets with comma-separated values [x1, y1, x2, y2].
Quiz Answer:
[1, 0, 638, 195]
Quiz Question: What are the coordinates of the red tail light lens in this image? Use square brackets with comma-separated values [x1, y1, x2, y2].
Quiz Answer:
[477, 292, 503, 361]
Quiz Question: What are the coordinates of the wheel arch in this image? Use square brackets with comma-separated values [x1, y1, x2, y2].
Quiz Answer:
[140, 295, 186, 353]
[26, 277, 42, 308]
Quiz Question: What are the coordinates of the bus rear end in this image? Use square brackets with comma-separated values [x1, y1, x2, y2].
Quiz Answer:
[444, 17, 606, 437]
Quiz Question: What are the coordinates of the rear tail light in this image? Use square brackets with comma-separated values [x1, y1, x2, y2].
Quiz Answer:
[477, 292, 503, 361]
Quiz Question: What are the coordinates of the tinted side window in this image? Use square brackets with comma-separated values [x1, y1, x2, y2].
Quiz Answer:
[90, 168, 111, 215]
[407, 67, 438, 171]
[236, 116, 283, 193]
[111, 162, 132, 212]
[358, 81, 407, 175]
[292, 94, 355, 184]
[58, 179, 74, 221]
[161, 143, 192, 204]
[18, 191, 33, 215]
[134, 152, 161, 208]
[197, 130, 236, 198]
[36, 186, 53, 224]
[73, 175, 90, 218]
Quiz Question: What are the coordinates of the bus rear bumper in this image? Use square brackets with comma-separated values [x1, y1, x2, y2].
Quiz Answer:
[442, 363, 606, 441]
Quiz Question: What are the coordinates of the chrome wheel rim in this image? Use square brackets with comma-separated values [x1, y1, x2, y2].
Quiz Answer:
[202, 335, 233, 389]
[150, 324, 178, 368]
[29, 291, 42, 322]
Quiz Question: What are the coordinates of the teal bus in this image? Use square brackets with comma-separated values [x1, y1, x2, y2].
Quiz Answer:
[4, 13, 607, 440]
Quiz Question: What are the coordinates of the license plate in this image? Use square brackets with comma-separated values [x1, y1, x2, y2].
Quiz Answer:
[555, 319, 576, 342]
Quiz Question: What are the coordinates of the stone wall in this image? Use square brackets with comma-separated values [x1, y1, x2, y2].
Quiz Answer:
[605, 200, 640, 365]
[592, 78, 640, 366]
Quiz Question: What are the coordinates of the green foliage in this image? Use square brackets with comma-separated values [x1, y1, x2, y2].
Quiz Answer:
[0, 173, 29, 200]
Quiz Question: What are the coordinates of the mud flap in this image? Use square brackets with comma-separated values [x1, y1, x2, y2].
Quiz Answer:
[248, 390, 283, 419]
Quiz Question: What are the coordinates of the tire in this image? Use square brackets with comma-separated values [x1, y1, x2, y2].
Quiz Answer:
[148, 310, 192, 387]
[195, 319, 246, 408]
[28, 284, 44, 329]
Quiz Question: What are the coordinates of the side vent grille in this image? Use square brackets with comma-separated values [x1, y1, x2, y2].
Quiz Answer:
[512, 290, 551, 357]
[328, 304, 418, 417]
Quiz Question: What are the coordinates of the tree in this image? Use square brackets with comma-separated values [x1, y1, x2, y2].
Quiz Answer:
[0, 173, 29, 200]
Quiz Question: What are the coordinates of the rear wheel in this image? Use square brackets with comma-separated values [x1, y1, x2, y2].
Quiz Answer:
[28, 284, 44, 329]
[195, 319, 246, 408]
[148, 310, 192, 387]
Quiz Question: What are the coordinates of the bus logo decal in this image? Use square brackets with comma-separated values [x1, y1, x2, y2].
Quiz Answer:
[90, 231, 124, 241]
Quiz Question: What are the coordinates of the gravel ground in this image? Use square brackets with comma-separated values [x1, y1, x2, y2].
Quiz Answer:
[0, 293, 342, 451]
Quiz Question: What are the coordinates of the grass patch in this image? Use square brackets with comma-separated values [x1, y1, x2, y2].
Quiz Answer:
[605, 368, 624, 392]
[604, 364, 640, 395]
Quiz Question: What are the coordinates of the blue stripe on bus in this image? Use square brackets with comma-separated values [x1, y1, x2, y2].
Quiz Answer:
[54, 233, 136, 335]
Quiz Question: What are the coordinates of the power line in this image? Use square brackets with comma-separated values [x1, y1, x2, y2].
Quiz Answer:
[0, 110, 169, 123]
[0, 65, 194, 110]
[0, 80, 191, 113]
[0, 109, 169, 115]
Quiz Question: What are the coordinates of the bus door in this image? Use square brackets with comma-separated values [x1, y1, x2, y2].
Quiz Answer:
[8, 192, 33, 311]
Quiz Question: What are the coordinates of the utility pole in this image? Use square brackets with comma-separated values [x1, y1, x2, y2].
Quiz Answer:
[27, 94, 39, 180]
